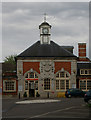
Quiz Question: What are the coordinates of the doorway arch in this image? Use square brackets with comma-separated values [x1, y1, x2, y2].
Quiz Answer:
[24, 69, 39, 97]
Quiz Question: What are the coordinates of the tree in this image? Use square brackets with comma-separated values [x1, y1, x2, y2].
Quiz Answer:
[4, 54, 17, 64]
[3, 55, 17, 72]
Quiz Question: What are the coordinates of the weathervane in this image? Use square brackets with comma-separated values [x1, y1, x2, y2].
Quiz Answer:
[44, 13, 47, 22]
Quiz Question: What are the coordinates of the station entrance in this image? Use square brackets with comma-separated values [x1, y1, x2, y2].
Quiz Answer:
[24, 72, 38, 97]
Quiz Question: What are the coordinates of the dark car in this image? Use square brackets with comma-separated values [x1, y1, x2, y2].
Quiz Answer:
[84, 90, 91, 104]
[65, 88, 85, 98]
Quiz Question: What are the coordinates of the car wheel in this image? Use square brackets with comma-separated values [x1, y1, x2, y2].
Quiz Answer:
[88, 99, 91, 105]
[68, 94, 71, 98]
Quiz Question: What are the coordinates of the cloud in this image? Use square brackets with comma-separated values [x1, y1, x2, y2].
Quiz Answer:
[2, 2, 89, 60]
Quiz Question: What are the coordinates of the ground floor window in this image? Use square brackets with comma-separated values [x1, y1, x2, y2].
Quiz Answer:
[56, 80, 69, 90]
[3, 80, 16, 92]
[80, 79, 91, 90]
[24, 80, 38, 91]
[44, 78, 50, 90]
[56, 71, 70, 90]
[25, 81, 28, 90]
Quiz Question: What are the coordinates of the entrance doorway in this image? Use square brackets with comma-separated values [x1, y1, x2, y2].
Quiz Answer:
[24, 71, 38, 97]
[29, 81, 35, 97]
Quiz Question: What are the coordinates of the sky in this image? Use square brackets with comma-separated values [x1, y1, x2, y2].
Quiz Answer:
[1, 2, 90, 61]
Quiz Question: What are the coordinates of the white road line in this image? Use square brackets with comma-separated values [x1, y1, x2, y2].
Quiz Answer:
[24, 106, 76, 120]
[16, 99, 61, 104]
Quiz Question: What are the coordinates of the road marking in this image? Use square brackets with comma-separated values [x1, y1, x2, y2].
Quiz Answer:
[16, 99, 61, 104]
[24, 106, 76, 120]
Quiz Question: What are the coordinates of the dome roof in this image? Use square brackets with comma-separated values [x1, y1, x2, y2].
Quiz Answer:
[39, 22, 51, 29]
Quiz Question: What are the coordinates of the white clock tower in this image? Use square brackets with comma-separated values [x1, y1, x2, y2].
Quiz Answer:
[39, 15, 51, 44]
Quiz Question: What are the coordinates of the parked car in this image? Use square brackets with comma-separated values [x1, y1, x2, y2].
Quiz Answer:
[84, 90, 91, 104]
[65, 88, 86, 98]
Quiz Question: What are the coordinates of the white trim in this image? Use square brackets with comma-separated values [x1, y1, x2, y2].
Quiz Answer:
[79, 48, 86, 49]
[80, 69, 91, 75]
[79, 79, 91, 91]
[17, 59, 77, 62]
[55, 70, 70, 91]
[77, 61, 90, 63]
[24, 69, 39, 78]
[43, 78, 51, 91]
[3, 80, 16, 92]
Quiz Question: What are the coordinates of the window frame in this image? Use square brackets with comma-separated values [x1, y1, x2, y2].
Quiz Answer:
[79, 79, 91, 90]
[80, 69, 91, 75]
[44, 78, 51, 91]
[25, 72, 38, 79]
[55, 71, 70, 91]
[3, 80, 16, 92]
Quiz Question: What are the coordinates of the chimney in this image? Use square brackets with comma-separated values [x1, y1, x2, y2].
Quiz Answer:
[78, 43, 86, 59]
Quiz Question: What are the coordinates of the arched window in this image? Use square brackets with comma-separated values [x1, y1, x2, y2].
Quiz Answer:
[56, 71, 70, 90]
[25, 72, 38, 79]
[24, 72, 38, 91]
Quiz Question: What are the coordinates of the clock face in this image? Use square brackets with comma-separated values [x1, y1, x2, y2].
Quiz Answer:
[42, 28, 48, 34]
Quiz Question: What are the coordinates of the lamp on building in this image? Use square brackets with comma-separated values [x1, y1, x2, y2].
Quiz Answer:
[18, 70, 22, 75]
[73, 70, 76, 74]
[30, 68, 33, 72]
[61, 68, 64, 72]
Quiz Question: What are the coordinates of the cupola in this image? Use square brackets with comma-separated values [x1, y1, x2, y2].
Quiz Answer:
[39, 14, 52, 44]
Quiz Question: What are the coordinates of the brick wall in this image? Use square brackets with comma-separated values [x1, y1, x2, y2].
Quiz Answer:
[78, 43, 86, 58]
[23, 62, 40, 74]
[78, 43, 90, 61]
[55, 62, 71, 74]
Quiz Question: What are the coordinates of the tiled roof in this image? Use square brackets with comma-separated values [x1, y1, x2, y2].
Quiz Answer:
[17, 41, 77, 58]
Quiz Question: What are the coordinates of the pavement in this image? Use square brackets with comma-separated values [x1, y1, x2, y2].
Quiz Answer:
[1, 97, 91, 120]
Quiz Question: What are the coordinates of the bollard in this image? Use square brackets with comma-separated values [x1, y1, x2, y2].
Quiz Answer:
[19, 93, 20, 99]
[47, 92, 49, 98]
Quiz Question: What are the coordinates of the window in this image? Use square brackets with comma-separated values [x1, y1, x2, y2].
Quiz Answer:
[80, 80, 86, 90]
[87, 80, 91, 89]
[66, 73, 69, 77]
[81, 70, 84, 74]
[80, 80, 91, 90]
[89, 70, 91, 74]
[44, 78, 50, 90]
[25, 81, 28, 90]
[60, 72, 64, 77]
[56, 80, 69, 90]
[85, 70, 88, 74]
[4, 80, 16, 91]
[35, 74, 38, 78]
[56, 80, 59, 90]
[25, 74, 28, 78]
[60, 80, 65, 89]
[66, 80, 69, 89]
[25, 72, 38, 79]
[29, 72, 34, 78]
[80, 69, 91, 75]
[56, 73, 59, 78]
[56, 71, 70, 90]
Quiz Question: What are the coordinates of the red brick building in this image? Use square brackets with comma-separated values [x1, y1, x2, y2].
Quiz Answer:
[77, 43, 91, 92]
[16, 20, 77, 98]
[2, 20, 91, 97]
[2, 63, 18, 96]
